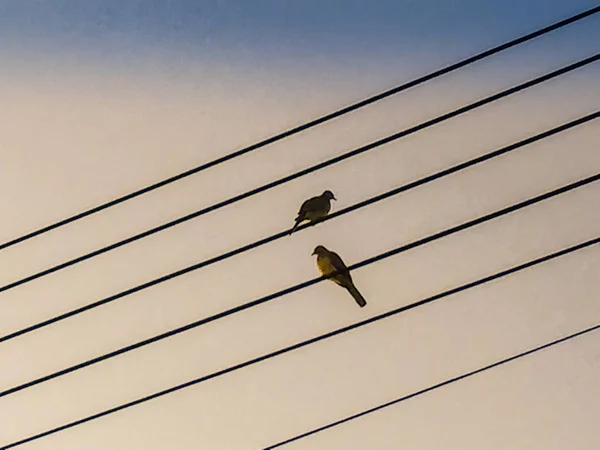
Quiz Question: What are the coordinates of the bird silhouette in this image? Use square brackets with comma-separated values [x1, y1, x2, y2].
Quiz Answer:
[312, 245, 366, 307]
[289, 190, 336, 235]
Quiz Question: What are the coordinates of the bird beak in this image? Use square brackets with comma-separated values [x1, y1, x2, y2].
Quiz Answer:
[311, 250, 316, 255]
[332, 195, 337, 201]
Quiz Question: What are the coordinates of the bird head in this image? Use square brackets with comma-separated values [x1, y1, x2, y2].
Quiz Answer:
[323, 190, 336, 201]
[312, 245, 328, 256]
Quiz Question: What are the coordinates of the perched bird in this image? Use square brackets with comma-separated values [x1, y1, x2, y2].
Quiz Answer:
[312, 245, 366, 307]
[289, 190, 336, 235]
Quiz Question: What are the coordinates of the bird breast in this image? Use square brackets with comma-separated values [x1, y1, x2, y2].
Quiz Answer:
[316, 254, 337, 276]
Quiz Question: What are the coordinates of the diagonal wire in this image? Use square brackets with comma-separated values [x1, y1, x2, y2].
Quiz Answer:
[264, 322, 600, 449]
[1, 54, 598, 294]
[3, 236, 598, 449]
[1, 5, 597, 252]
[1, 173, 598, 399]
[0, 114, 596, 346]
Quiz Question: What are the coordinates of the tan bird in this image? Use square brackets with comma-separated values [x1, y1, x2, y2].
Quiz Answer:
[289, 190, 336, 235]
[312, 245, 366, 307]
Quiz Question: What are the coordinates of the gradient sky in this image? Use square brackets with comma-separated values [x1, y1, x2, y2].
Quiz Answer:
[0, 1, 599, 449]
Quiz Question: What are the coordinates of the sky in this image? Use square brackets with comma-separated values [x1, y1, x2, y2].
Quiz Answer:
[0, 1, 599, 449]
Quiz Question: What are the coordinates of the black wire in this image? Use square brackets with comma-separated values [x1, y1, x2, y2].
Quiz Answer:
[3, 236, 598, 450]
[264, 322, 600, 449]
[1, 55, 598, 294]
[0, 116, 596, 348]
[1, 173, 598, 400]
[1, 6, 596, 252]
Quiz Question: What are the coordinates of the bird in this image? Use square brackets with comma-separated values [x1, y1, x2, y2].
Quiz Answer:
[312, 245, 366, 307]
[289, 190, 336, 235]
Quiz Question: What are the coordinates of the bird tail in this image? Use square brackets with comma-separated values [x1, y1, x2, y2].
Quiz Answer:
[289, 217, 302, 235]
[346, 283, 367, 307]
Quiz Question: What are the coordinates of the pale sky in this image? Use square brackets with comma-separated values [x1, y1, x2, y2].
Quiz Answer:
[0, 1, 599, 449]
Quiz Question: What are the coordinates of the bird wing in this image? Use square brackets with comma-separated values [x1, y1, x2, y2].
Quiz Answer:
[298, 195, 324, 215]
[325, 250, 353, 285]
[326, 250, 348, 272]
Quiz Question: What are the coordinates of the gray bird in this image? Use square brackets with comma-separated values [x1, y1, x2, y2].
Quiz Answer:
[289, 190, 336, 235]
[312, 245, 367, 307]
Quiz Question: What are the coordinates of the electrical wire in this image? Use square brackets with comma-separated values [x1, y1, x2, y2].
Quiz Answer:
[2, 54, 598, 294]
[1, 6, 596, 252]
[1, 174, 598, 399]
[3, 236, 597, 449]
[264, 322, 600, 449]
[1, 116, 596, 346]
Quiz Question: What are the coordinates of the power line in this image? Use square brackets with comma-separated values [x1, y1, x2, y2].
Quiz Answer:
[1, 8, 597, 254]
[264, 322, 600, 449]
[3, 236, 597, 449]
[0, 116, 596, 345]
[1, 174, 598, 399]
[2, 55, 598, 294]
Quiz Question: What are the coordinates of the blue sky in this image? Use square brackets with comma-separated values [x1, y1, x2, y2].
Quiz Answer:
[1, 0, 598, 67]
